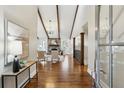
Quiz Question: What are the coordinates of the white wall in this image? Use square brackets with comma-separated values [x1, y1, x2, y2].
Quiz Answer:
[37, 14, 48, 52]
[69, 5, 95, 68]
[37, 39, 48, 52]
[0, 6, 4, 88]
[83, 23, 88, 65]
[72, 5, 88, 38]
[84, 34, 88, 65]
[70, 5, 95, 73]
[75, 35, 81, 50]
[61, 39, 73, 54]
[87, 6, 96, 76]
[0, 6, 38, 88]
[3, 6, 38, 61]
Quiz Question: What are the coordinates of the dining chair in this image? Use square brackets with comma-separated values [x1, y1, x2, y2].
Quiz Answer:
[51, 50, 60, 62]
[37, 51, 45, 63]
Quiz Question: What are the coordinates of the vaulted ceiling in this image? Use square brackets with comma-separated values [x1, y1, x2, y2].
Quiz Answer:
[37, 5, 88, 39]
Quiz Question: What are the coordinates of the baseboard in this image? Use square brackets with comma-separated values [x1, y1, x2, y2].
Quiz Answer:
[87, 68, 96, 79]
[87, 68, 92, 75]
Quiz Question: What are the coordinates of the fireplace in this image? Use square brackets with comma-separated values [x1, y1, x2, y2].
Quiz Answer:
[48, 45, 60, 52]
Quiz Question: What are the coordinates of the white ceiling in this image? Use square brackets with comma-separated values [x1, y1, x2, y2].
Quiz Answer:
[38, 5, 58, 38]
[59, 5, 77, 39]
[3, 5, 37, 31]
[37, 5, 88, 39]
[37, 15, 48, 39]
[1, 5, 88, 40]
[72, 5, 88, 38]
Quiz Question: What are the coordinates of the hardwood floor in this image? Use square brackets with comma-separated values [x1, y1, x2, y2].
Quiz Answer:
[25, 55, 93, 88]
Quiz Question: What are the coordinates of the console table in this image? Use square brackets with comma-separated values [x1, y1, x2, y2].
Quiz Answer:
[1, 61, 38, 88]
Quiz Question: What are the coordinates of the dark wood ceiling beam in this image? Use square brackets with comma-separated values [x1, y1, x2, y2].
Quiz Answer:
[56, 5, 60, 39]
[70, 5, 79, 39]
[37, 8, 49, 39]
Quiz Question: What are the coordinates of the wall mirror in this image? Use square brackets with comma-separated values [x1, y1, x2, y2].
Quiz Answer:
[4, 19, 29, 66]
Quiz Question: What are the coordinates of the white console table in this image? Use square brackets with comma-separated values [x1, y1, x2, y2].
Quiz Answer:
[1, 61, 38, 88]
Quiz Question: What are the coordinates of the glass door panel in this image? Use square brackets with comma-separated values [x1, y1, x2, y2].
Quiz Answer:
[97, 5, 124, 88]
[99, 6, 109, 44]
[113, 6, 124, 43]
[112, 5, 124, 88]
[112, 46, 124, 87]
[99, 46, 109, 87]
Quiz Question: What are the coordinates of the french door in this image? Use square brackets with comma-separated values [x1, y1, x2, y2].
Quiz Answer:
[96, 5, 124, 88]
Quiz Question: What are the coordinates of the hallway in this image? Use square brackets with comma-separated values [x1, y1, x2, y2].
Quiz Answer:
[1, 5, 124, 88]
[25, 55, 92, 88]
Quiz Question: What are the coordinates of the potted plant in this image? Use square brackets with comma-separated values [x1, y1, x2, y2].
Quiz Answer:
[19, 60, 25, 68]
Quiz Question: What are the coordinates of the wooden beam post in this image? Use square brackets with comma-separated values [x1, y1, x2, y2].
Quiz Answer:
[73, 38, 75, 58]
[80, 33, 84, 65]
[56, 5, 60, 39]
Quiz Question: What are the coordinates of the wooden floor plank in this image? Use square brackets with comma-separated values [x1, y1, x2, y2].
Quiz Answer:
[25, 55, 93, 88]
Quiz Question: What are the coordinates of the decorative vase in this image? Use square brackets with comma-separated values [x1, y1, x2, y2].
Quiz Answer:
[13, 55, 20, 73]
